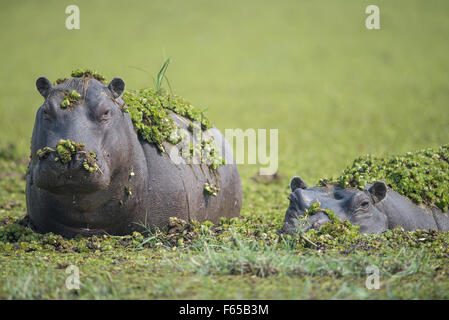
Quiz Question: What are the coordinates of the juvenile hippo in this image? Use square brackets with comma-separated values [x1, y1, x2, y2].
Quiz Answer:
[26, 75, 242, 238]
[281, 176, 449, 234]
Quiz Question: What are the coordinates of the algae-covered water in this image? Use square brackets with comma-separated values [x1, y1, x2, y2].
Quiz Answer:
[0, 0, 449, 299]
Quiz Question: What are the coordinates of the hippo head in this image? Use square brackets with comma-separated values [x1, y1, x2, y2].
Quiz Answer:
[30, 76, 131, 209]
[282, 176, 389, 234]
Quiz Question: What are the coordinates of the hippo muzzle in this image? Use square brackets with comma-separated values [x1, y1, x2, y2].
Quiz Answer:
[32, 146, 110, 195]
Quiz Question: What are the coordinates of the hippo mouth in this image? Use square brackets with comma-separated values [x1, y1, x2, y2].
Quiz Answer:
[281, 207, 331, 234]
[281, 187, 336, 234]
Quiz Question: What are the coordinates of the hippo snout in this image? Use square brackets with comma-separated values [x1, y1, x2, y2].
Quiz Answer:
[280, 209, 331, 235]
[37, 148, 84, 168]
[281, 187, 323, 234]
[32, 148, 110, 195]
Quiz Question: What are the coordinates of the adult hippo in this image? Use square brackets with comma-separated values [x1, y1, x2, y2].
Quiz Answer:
[281, 176, 449, 234]
[26, 73, 242, 238]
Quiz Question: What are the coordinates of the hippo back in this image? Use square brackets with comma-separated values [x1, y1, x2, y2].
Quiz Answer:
[374, 188, 449, 231]
[137, 113, 242, 228]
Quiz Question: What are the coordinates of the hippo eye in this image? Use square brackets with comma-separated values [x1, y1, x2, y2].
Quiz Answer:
[97, 108, 112, 122]
[360, 200, 370, 209]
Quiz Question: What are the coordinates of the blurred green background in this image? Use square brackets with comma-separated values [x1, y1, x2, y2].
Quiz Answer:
[0, 0, 448, 183]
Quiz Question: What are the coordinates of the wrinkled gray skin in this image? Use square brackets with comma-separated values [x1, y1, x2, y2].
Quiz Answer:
[27, 76, 242, 238]
[281, 176, 449, 234]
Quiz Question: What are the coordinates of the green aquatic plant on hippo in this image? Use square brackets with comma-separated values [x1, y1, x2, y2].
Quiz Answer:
[83, 151, 99, 173]
[35, 147, 55, 160]
[55, 139, 84, 164]
[187, 121, 201, 134]
[200, 139, 226, 169]
[204, 182, 220, 197]
[36, 139, 99, 173]
[321, 144, 449, 211]
[54, 78, 67, 85]
[124, 185, 132, 197]
[121, 88, 181, 152]
[120, 88, 213, 152]
[60, 89, 81, 108]
[71, 68, 107, 83]
[54, 69, 106, 86]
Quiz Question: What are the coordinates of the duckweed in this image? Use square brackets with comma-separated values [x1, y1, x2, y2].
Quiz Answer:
[55, 139, 85, 164]
[204, 182, 220, 197]
[54, 78, 67, 85]
[1, 162, 449, 299]
[125, 185, 132, 197]
[36, 139, 99, 173]
[121, 88, 182, 152]
[71, 68, 106, 83]
[120, 88, 213, 149]
[36, 147, 54, 159]
[0, 220, 144, 253]
[60, 89, 81, 108]
[82, 151, 99, 173]
[2, 206, 448, 256]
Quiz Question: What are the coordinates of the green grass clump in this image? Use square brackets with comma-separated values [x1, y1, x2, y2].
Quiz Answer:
[323, 145, 449, 211]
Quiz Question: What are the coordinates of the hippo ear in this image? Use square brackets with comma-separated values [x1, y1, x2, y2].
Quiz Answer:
[369, 181, 387, 203]
[290, 176, 307, 191]
[36, 77, 52, 98]
[108, 78, 125, 98]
